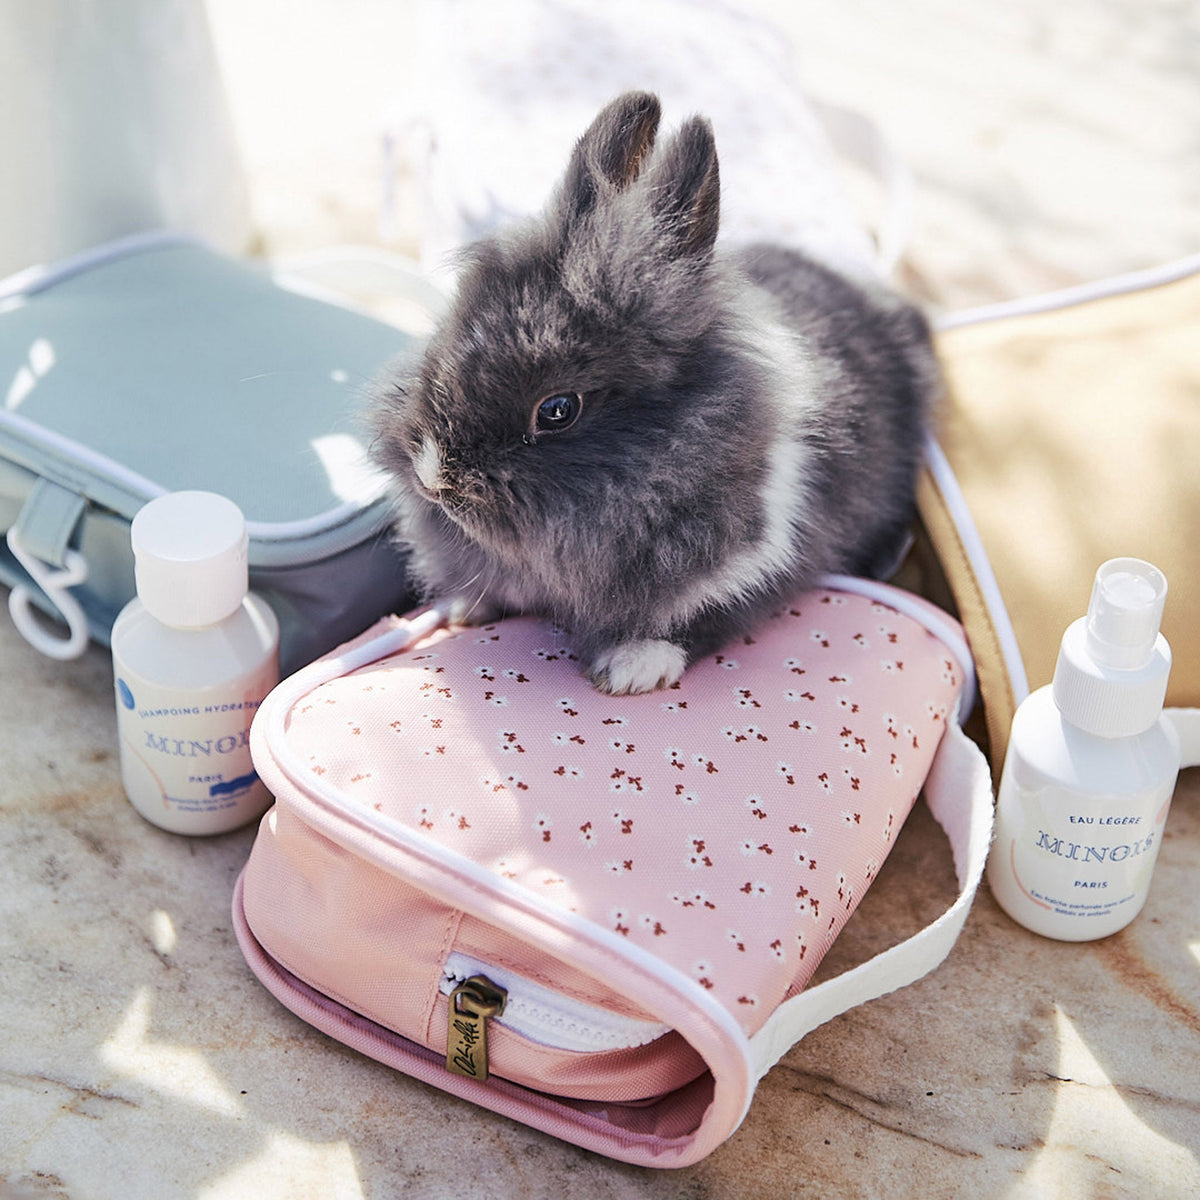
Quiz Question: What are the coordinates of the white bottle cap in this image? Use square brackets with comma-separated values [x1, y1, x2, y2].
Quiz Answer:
[131, 491, 250, 628]
[1053, 557, 1171, 737]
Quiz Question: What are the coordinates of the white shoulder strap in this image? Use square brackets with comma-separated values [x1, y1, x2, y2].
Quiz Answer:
[749, 715, 993, 1081]
[750, 702, 1197, 1080]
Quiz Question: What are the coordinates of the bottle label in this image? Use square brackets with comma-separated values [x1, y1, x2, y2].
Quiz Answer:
[114, 658, 277, 827]
[996, 779, 1173, 929]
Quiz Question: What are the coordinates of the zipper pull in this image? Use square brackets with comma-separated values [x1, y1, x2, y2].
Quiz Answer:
[446, 975, 507, 1082]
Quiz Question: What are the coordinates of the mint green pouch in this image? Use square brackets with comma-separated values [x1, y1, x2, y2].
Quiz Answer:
[0, 233, 418, 674]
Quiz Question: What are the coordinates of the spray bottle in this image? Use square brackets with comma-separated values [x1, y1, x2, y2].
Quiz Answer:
[986, 557, 1180, 940]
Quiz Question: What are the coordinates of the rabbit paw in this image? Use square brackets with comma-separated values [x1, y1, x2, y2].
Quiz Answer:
[590, 640, 686, 695]
[442, 595, 504, 626]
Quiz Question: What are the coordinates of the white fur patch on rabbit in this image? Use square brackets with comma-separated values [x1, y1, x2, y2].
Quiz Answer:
[413, 437, 443, 493]
[670, 434, 808, 625]
[590, 640, 687, 696]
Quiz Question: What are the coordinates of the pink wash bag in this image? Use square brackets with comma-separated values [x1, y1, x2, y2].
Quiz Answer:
[233, 577, 993, 1168]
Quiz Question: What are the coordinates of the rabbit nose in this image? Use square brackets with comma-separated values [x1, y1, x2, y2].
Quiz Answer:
[412, 436, 445, 492]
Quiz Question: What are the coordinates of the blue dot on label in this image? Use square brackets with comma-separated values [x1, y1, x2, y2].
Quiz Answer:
[118, 679, 135, 709]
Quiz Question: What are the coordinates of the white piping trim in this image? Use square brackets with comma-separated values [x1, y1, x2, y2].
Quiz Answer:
[0, 230, 203, 302]
[817, 571, 979, 719]
[0, 407, 168, 502]
[241, 502, 388, 543]
[917, 437, 1029, 707]
[0, 406, 387, 544]
[933, 252, 1200, 332]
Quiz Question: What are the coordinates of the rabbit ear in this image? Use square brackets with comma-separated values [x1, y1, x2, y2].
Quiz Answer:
[560, 91, 662, 224]
[645, 116, 720, 260]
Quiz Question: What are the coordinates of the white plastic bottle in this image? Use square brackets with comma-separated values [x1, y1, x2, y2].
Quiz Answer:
[112, 491, 279, 835]
[986, 558, 1180, 940]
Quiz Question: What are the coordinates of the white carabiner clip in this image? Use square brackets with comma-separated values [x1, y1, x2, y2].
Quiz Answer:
[6, 524, 92, 660]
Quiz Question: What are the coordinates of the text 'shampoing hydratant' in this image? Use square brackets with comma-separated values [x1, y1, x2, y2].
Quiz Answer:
[112, 491, 279, 835]
[987, 558, 1180, 940]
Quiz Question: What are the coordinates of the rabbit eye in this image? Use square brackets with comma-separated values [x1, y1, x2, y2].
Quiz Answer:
[532, 392, 583, 435]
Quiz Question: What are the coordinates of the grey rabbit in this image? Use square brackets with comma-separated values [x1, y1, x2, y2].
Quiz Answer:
[370, 91, 939, 694]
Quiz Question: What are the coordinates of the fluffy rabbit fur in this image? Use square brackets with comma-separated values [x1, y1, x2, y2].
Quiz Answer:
[370, 92, 939, 694]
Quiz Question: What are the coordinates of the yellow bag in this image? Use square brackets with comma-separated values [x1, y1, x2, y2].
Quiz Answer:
[918, 259, 1200, 772]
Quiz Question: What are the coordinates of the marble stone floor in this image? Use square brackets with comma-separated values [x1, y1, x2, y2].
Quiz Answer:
[2, 1, 1198, 1197]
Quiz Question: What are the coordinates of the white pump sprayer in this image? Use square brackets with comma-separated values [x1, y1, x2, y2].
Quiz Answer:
[1052, 558, 1171, 736]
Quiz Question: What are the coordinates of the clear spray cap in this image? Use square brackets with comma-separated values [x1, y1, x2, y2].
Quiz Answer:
[1085, 559, 1167, 670]
[1053, 557, 1171, 737]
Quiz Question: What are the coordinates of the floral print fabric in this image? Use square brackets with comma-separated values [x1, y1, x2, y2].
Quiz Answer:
[284, 588, 964, 1036]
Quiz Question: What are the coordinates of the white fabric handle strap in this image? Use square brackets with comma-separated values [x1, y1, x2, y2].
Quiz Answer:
[750, 715, 993, 1081]
[750, 701, 1197, 1080]
[751, 703, 1198, 1080]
